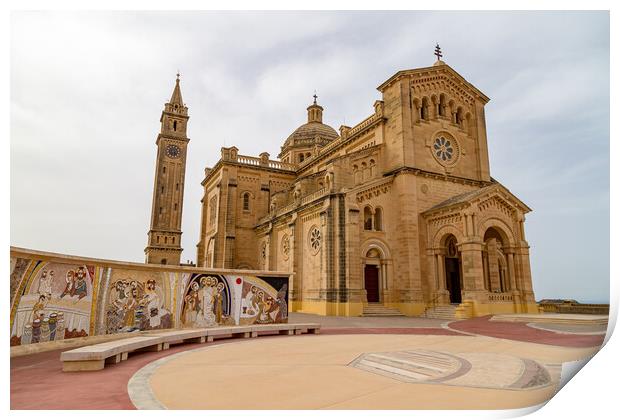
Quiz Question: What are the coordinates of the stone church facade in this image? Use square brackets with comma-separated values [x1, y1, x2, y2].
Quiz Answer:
[192, 55, 538, 317]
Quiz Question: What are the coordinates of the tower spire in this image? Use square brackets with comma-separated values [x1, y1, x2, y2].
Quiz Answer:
[169, 72, 184, 107]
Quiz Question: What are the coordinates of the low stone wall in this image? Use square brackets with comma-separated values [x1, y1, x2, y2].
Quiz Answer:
[10, 247, 290, 347]
[539, 302, 609, 315]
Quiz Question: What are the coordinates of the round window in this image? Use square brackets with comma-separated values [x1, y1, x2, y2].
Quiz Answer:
[431, 133, 460, 167]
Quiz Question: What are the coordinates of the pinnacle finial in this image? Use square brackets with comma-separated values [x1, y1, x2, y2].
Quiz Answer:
[434, 43, 443, 61]
[176, 70, 180, 82]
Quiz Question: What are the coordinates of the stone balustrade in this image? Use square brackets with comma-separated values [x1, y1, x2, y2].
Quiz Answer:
[488, 292, 514, 302]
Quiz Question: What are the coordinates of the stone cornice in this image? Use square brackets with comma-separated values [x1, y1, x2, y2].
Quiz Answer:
[156, 133, 190, 144]
[377, 63, 490, 103]
[201, 159, 297, 187]
[386, 166, 491, 187]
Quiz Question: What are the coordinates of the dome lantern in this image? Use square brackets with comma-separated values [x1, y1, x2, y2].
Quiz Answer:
[307, 93, 323, 123]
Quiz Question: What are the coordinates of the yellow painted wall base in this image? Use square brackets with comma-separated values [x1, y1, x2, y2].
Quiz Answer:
[291, 300, 538, 318]
[387, 302, 426, 316]
[465, 301, 540, 318]
[291, 301, 365, 317]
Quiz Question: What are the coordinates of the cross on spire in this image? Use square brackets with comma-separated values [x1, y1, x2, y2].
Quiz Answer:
[313, 91, 318, 105]
[434, 43, 443, 61]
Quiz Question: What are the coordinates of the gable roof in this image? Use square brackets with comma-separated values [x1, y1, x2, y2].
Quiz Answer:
[423, 182, 532, 215]
[377, 63, 490, 104]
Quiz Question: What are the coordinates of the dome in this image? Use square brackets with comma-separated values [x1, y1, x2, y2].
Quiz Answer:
[279, 97, 338, 158]
[284, 121, 338, 147]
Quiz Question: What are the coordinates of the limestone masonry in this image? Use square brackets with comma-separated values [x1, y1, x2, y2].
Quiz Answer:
[169, 49, 539, 317]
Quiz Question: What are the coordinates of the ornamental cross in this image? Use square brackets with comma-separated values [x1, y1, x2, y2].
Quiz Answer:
[313, 91, 318, 105]
[434, 44, 443, 60]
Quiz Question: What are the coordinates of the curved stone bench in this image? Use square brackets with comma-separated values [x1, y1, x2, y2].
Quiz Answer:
[61, 336, 167, 372]
[61, 323, 320, 372]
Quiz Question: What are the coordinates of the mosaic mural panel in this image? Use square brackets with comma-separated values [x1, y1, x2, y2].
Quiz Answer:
[102, 269, 174, 334]
[10, 260, 96, 346]
[9, 249, 290, 347]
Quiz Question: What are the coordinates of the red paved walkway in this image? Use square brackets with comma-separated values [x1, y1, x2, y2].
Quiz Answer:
[449, 316, 606, 348]
[11, 320, 605, 409]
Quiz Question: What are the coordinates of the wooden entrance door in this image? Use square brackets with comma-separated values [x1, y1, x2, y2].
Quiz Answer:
[364, 265, 380, 303]
[445, 258, 462, 304]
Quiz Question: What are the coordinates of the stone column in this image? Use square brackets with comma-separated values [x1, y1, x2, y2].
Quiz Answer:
[427, 249, 438, 293]
[507, 252, 517, 291]
[459, 240, 485, 298]
[436, 251, 447, 291]
[482, 251, 489, 291]
[288, 219, 297, 307]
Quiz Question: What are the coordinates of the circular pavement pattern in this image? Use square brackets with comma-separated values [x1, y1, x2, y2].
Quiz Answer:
[129, 334, 574, 410]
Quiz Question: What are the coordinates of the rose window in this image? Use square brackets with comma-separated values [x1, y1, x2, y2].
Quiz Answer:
[309, 227, 321, 255]
[433, 136, 454, 162]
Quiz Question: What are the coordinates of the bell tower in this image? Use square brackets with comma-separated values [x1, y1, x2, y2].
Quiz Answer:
[145, 73, 189, 265]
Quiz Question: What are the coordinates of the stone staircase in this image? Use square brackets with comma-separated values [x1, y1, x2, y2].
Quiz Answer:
[423, 304, 459, 319]
[361, 303, 405, 317]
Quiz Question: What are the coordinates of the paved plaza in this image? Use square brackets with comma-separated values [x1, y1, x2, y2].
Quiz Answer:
[10, 313, 607, 410]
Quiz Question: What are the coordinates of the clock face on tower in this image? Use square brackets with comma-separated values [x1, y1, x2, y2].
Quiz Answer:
[165, 144, 181, 159]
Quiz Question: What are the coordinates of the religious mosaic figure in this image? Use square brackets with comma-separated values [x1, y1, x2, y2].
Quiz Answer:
[139, 279, 172, 329]
[37, 269, 53, 299]
[242, 285, 258, 316]
[105, 275, 172, 333]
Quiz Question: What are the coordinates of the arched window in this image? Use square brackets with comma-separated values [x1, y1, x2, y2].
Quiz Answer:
[369, 159, 376, 177]
[164, 237, 168, 244]
[421, 97, 430, 120]
[362, 162, 369, 181]
[374, 208, 382, 231]
[163, 166, 166, 174]
[413, 98, 421, 123]
[242, 192, 250, 211]
[456, 107, 464, 127]
[353, 165, 360, 184]
[299, 154, 305, 163]
[439, 94, 447, 117]
[448, 100, 456, 124]
[465, 113, 473, 135]
[161, 258, 167, 265]
[174, 203, 178, 210]
[364, 206, 373, 230]
[173, 120, 177, 131]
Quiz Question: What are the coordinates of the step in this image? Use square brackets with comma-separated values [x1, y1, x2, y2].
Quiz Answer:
[423, 305, 458, 319]
[361, 304, 404, 317]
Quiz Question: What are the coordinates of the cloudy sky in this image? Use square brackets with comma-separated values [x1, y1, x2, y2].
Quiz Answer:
[11, 11, 609, 303]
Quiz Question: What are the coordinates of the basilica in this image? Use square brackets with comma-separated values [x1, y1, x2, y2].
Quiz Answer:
[147, 49, 538, 317]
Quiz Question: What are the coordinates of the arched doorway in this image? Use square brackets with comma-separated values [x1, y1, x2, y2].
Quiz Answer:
[364, 265, 380, 302]
[363, 247, 383, 303]
[444, 235, 462, 304]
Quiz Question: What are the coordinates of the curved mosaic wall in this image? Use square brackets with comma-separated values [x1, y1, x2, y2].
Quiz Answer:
[9, 248, 290, 347]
